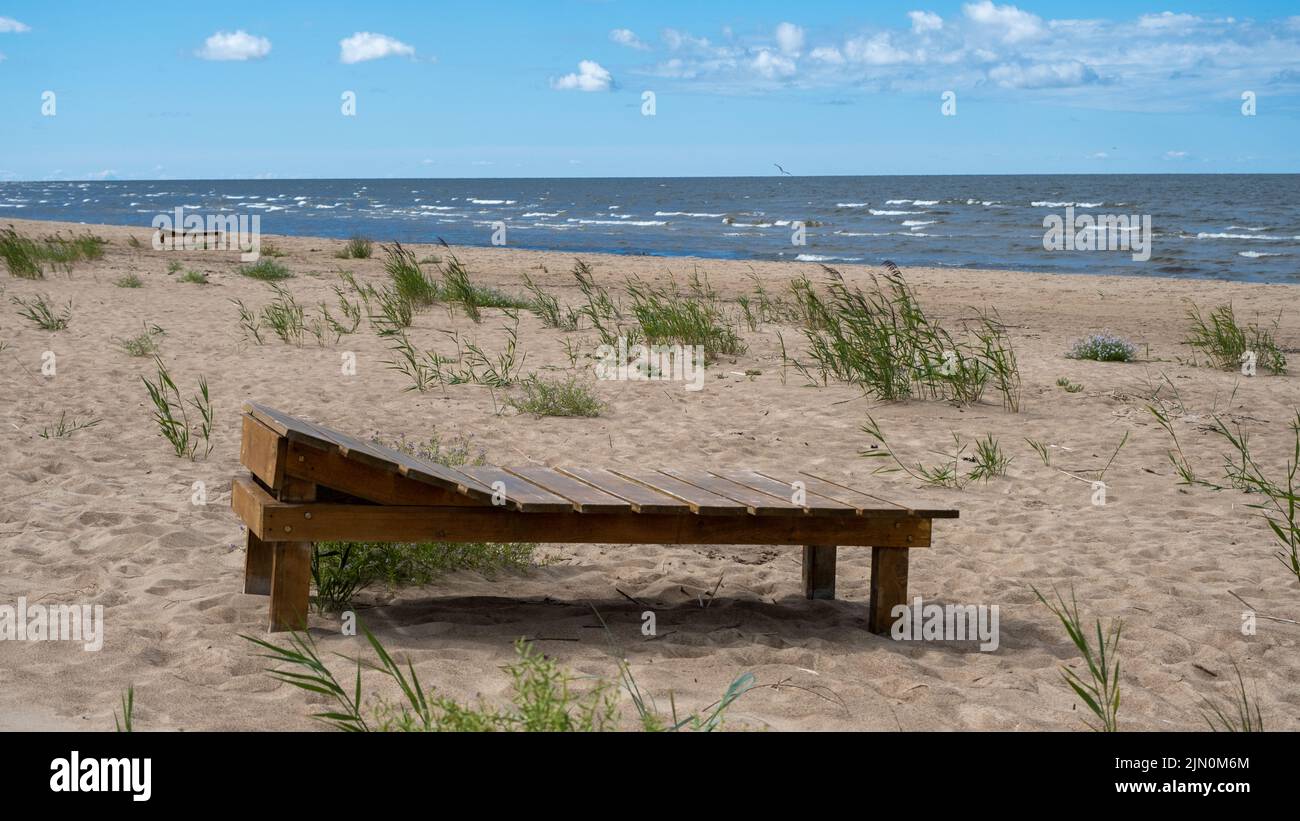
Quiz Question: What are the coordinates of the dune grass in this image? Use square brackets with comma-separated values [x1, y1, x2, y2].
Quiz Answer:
[39, 411, 101, 440]
[1, 227, 105, 278]
[0, 228, 44, 278]
[382, 242, 439, 307]
[11, 293, 71, 330]
[1185, 301, 1286, 374]
[1201, 662, 1264, 732]
[140, 356, 214, 459]
[509, 374, 604, 417]
[437, 248, 531, 322]
[240, 258, 293, 281]
[337, 234, 374, 259]
[114, 686, 135, 733]
[626, 271, 744, 360]
[861, 417, 1010, 489]
[178, 269, 209, 285]
[1, 227, 106, 278]
[117, 322, 165, 357]
[523, 272, 580, 330]
[114, 273, 143, 288]
[385, 312, 527, 391]
[787, 264, 1019, 410]
[244, 627, 754, 732]
[1033, 585, 1122, 732]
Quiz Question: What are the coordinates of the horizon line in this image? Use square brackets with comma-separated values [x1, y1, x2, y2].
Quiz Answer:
[4, 171, 1300, 184]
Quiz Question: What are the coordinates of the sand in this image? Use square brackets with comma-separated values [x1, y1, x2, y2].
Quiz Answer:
[2, 216, 1297, 731]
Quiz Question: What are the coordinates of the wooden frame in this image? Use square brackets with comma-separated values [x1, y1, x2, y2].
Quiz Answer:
[231, 403, 957, 635]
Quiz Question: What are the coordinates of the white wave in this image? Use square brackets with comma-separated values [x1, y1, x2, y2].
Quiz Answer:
[1226, 226, 1268, 231]
[796, 254, 863, 262]
[836, 202, 869, 208]
[1196, 232, 1284, 240]
[468, 198, 516, 205]
[522, 211, 561, 217]
[654, 211, 724, 218]
[567, 218, 666, 226]
[870, 209, 921, 216]
[1238, 251, 1283, 258]
[902, 220, 935, 227]
[1032, 201, 1103, 208]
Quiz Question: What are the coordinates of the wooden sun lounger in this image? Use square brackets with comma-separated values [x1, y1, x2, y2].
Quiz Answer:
[231, 402, 958, 633]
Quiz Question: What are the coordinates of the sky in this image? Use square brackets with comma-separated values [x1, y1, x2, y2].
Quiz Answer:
[1, 0, 1298, 180]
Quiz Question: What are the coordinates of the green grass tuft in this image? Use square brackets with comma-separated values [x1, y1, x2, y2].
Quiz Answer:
[509, 375, 604, 417]
[240, 258, 293, 281]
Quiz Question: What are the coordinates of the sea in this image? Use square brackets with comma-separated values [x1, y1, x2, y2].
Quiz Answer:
[1, 174, 1297, 283]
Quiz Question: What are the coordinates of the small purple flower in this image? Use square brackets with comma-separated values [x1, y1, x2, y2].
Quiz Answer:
[1068, 333, 1136, 363]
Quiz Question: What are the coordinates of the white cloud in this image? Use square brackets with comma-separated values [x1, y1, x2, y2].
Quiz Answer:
[662, 28, 713, 52]
[775, 22, 804, 56]
[588, 9, 1300, 113]
[1165, 150, 1189, 159]
[963, 1, 1045, 43]
[196, 30, 271, 61]
[809, 46, 845, 65]
[552, 60, 612, 91]
[609, 28, 649, 50]
[908, 11, 944, 34]
[339, 32, 415, 64]
[751, 49, 796, 79]
[0, 16, 30, 33]
[988, 60, 1098, 88]
[1138, 12, 1202, 31]
[845, 33, 911, 65]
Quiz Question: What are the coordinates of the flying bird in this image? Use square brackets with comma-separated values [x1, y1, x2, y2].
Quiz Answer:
[774, 163, 792, 176]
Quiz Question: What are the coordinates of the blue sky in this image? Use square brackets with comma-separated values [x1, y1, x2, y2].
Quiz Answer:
[1, 0, 1298, 179]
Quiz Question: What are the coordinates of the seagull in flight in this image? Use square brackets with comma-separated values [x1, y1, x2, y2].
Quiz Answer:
[774, 163, 792, 176]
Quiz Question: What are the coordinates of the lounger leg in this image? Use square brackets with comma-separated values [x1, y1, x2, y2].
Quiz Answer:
[868, 546, 909, 634]
[244, 531, 274, 595]
[265, 479, 315, 631]
[802, 544, 837, 599]
[269, 541, 312, 633]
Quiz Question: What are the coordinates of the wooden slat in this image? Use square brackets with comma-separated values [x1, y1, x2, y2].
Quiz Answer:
[244, 403, 494, 503]
[504, 467, 633, 513]
[658, 468, 804, 516]
[242, 402, 335, 451]
[284, 440, 484, 507]
[555, 467, 692, 514]
[456, 466, 576, 512]
[770, 470, 959, 519]
[609, 469, 749, 515]
[712, 470, 857, 516]
[231, 476, 933, 547]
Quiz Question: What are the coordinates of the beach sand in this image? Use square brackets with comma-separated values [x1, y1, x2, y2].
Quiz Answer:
[2, 216, 1297, 731]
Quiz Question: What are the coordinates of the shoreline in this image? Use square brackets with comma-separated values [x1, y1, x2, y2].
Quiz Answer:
[6, 216, 1299, 293]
